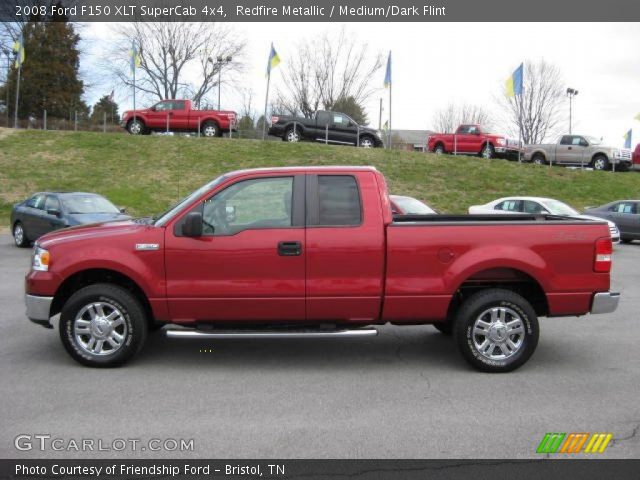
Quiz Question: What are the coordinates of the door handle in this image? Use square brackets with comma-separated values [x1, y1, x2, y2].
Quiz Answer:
[278, 241, 302, 256]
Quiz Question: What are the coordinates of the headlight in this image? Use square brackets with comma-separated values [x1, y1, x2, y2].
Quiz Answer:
[32, 246, 50, 272]
[497, 138, 506, 146]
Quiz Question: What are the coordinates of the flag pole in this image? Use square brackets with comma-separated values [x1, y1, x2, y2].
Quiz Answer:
[388, 79, 392, 150]
[13, 61, 21, 128]
[262, 70, 270, 140]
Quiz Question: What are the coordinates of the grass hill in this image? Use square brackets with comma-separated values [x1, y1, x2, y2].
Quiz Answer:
[1, 128, 638, 224]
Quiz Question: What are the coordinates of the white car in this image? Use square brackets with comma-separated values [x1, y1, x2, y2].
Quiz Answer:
[390, 195, 438, 215]
[468, 196, 620, 242]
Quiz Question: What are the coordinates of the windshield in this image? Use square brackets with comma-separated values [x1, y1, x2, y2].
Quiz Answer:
[392, 196, 436, 214]
[63, 195, 120, 214]
[542, 200, 579, 216]
[154, 175, 227, 226]
[584, 136, 601, 145]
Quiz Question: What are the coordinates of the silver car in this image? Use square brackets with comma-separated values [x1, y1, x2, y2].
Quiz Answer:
[523, 135, 632, 171]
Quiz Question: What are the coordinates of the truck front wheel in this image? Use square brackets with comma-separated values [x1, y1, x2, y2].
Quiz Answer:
[481, 144, 495, 159]
[127, 119, 146, 135]
[453, 288, 539, 373]
[592, 155, 609, 171]
[201, 121, 220, 137]
[433, 144, 445, 155]
[59, 284, 148, 368]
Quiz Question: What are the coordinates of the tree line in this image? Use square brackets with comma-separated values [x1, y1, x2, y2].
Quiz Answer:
[1, 10, 566, 141]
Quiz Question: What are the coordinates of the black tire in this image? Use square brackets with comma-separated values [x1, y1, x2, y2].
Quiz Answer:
[13, 221, 30, 248]
[358, 135, 376, 148]
[284, 126, 301, 143]
[127, 119, 146, 135]
[59, 284, 148, 368]
[201, 121, 220, 138]
[453, 288, 539, 373]
[433, 322, 453, 335]
[433, 144, 445, 155]
[592, 155, 609, 171]
[480, 143, 495, 159]
[532, 154, 546, 165]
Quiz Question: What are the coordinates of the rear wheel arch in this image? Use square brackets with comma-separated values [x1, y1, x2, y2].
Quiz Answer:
[51, 269, 156, 328]
[447, 267, 549, 320]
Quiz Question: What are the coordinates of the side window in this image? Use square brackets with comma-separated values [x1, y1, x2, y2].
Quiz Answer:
[467, 126, 478, 134]
[616, 202, 636, 214]
[27, 194, 45, 210]
[332, 114, 347, 126]
[457, 125, 470, 134]
[608, 203, 620, 212]
[560, 136, 572, 145]
[571, 137, 583, 146]
[495, 200, 520, 212]
[316, 111, 329, 125]
[523, 201, 545, 214]
[155, 101, 172, 111]
[172, 101, 185, 110]
[315, 175, 362, 226]
[202, 177, 293, 236]
[44, 195, 60, 212]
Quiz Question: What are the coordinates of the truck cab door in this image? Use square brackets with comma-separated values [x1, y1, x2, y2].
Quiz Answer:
[327, 113, 354, 145]
[453, 125, 474, 153]
[164, 174, 306, 322]
[304, 172, 386, 322]
[169, 100, 189, 130]
[145, 101, 172, 129]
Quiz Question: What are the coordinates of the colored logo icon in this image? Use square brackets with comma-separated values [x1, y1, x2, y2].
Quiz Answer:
[537, 432, 613, 454]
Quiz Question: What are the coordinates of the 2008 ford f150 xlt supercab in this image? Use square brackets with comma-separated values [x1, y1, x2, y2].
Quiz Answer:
[25, 166, 619, 371]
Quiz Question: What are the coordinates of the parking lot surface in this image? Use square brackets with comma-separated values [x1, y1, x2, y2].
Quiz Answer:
[1, 234, 638, 459]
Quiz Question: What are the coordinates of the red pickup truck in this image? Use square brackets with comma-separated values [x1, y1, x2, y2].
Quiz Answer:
[428, 124, 520, 159]
[633, 144, 640, 171]
[121, 99, 236, 137]
[25, 167, 619, 372]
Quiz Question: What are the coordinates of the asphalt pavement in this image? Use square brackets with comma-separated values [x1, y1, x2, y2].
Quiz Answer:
[1, 233, 638, 459]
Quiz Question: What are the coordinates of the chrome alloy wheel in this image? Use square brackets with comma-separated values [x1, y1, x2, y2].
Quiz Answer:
[203, 124, 218, 137]
[74, 302, 128, 356]
[13, 224, 24, 246]
[360, 137, 374, 148]
[286, 129, 300, 142]
[471, 306, 525, 361]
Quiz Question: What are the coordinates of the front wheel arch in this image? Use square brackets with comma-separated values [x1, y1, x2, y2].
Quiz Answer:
[51, 268, 156, 329]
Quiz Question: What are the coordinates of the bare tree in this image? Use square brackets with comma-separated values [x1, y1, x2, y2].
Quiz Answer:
[499, 59, 564, 144]
[105, 22, 245, 107]
[432, 102, 493, 133]
[276, 28, 383, 119]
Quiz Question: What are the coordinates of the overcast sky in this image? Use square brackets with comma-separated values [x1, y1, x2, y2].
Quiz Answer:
[82, 22, 640, 146]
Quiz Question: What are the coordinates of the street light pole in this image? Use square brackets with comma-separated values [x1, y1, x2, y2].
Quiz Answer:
[210, 55, 232, 111]
[566, 87, 578, 134]
[2, 49, 10, 127]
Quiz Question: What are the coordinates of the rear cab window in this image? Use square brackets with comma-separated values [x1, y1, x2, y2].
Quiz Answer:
[307, 175, 362, 226]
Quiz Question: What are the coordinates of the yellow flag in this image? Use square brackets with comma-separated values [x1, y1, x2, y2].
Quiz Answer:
[12, 34, 25, 68]
[635, 113, 640, 122]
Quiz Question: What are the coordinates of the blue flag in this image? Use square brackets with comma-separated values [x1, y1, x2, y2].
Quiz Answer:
[506, 63, 524, 97]
[384, 51, 391, 88]
[623, 129, 632, 149]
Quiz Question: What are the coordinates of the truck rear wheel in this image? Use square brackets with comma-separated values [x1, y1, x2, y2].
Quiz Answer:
[532, 154, 546, 165]
[59, 284, 148, 368]
[453, 288, 539, 373]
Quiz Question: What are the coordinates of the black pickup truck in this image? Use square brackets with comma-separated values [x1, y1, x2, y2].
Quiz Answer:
[268, 110, 384, 148]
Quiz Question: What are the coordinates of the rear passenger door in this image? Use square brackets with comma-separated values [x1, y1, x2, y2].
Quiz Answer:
[305, 173, 386, 322]
[22, 194, 46, 238]
[610, 201, 639, 236]
[494, 199, 522, 214]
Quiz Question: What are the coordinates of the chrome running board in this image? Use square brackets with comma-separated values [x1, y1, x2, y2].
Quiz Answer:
[165, 328, 378, 339]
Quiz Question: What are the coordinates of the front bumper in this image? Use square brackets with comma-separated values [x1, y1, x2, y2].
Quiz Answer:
[590, 292, 620, 315]
[25, 294, 53, 328]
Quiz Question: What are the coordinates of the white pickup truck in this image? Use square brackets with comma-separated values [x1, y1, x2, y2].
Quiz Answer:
[523, 134, 633, 171]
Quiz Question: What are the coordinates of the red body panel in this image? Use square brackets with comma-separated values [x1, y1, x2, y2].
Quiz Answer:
[633, 144, 640, 170]
[27, 166, 612, 326]
[428, 124, 505, 154]
[122, 99, 236, 133]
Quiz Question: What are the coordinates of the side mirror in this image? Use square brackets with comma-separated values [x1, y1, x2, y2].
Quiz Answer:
[150, 106, 156, 111]
[182, 212, 203, 237]
[119, 207, 127, 214]
[47, 209, 61, 217]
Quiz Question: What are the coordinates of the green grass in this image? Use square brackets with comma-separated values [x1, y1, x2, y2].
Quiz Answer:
[0, 128, 639, 225]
